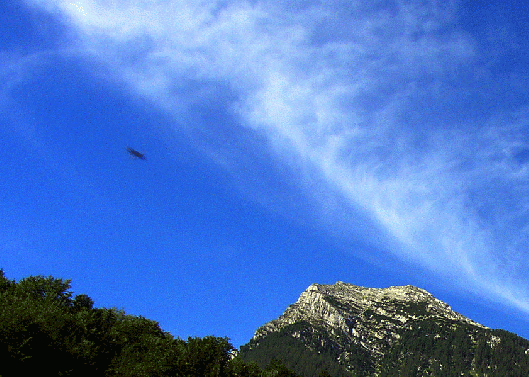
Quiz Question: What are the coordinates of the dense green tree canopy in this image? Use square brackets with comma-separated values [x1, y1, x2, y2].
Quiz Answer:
[0, 270, 296, 377]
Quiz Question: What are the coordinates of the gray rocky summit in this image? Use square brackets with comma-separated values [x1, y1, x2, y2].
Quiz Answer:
[255, 282, 484, 353]
[257, 282, 483, 335]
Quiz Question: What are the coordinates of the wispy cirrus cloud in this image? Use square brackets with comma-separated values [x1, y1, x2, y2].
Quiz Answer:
[23, 0, 529, 314]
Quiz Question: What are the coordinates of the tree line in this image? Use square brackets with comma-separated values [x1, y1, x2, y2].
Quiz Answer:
[0, 270, 298, 376]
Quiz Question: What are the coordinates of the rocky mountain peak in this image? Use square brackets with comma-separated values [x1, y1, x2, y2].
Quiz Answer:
[253, 281, 485, 360]
[243, 281, 529, 376]
[256, 282, 483, 338]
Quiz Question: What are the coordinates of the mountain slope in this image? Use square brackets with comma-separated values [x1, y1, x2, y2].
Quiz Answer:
[240, 282, 529, 377]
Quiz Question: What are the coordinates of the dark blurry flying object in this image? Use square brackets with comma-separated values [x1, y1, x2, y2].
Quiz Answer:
[126, 147, 146, 160]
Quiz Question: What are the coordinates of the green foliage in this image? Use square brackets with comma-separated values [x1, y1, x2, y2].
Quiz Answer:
[0, 276, 79, 375]
[225, 356, 263, 377]
[0, 271, 296, 377]
[377, 319, 476, 376]
[178, 336, 235, 376]
[15, 275, 73, 304]
[240, 322, 357, 377]
[0, 269, 14, 292]
[263, 359, 300, 377]
[73, 294, 94, 312]
[392, 302, 429, 317]
[473, 329, 529, 376]
[377, 318, 529, 377]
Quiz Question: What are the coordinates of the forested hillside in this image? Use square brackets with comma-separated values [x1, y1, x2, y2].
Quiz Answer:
[241, 317, 529, 377]
[240, 282, 529, 377]
[0, 270, 297, 376]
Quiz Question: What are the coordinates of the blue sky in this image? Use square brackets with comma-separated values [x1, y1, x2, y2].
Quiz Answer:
[2, 0, 529, 347]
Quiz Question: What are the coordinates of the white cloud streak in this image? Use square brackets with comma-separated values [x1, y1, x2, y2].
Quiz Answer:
[24, 0, 529, 313]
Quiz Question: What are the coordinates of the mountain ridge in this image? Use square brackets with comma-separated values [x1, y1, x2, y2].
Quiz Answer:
[254, 282, 485, 358]
[242, 281, 529, 376]
[256, 281, 485, 334]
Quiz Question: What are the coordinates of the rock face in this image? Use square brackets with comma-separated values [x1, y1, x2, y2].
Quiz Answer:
[254, 282, 483, 358]
[242, 282, 529, 377]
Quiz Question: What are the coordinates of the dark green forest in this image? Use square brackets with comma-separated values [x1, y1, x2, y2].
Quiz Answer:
[377, 320, 529, 377]
[240, 321, 369, 377]
[0, 270, 298, 377]
[241, 313, 529, 377]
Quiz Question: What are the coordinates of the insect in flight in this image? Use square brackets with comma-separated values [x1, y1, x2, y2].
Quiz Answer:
[126, 147, 146, 160]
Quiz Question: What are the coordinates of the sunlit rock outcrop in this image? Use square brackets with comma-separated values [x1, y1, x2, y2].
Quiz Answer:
[255, 282, 484, 358]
